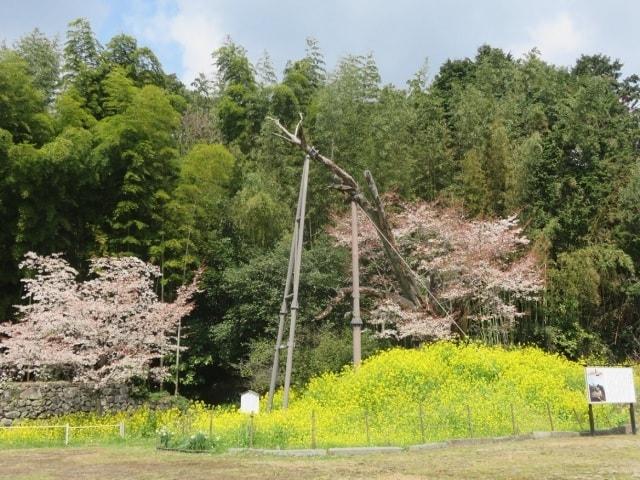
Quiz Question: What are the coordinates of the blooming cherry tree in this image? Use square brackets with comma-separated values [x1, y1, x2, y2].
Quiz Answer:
[329, 197, 544, 341]
[0, 252, 200, 386]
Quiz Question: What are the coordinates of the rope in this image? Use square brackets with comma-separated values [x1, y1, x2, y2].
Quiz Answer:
[356, 204, 467, 337]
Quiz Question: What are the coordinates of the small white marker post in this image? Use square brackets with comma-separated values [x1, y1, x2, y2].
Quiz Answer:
[64, 424, 70, 446]
[240, 391, 259, 448]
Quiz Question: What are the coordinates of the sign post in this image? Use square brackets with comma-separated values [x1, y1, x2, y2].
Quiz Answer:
[240, 390, 260, 415]
[585, 367, 637, 435]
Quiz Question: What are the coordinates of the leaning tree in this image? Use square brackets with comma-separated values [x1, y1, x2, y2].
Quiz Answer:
[270, 116, 425, 309]
[270, 116, 543, 340]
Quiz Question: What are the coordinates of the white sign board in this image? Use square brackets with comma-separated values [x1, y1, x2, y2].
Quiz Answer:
[240, 390, 260, 414]
[585, 367, 636, 404]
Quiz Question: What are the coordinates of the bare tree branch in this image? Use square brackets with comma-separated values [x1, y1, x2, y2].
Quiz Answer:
[315, 286, 381, 321]
[269, 116, 426, 309]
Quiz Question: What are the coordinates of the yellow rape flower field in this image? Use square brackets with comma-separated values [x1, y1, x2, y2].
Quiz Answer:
[1, 342, 636, 450]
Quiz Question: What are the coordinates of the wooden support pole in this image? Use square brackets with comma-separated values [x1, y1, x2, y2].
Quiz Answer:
[351, 201, 362, 368]
[282, 155, 310, 409]
[588, 404, 595, 436]
[630, 403, 637, 435]
[268, 116, 424, 309]
[249, 413, 255, 448]
[174, 318, 181, 396]
[267, 164, 305, 410]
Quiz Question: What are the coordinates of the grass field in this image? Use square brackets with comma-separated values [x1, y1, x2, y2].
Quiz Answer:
[1, 436, 639, 480]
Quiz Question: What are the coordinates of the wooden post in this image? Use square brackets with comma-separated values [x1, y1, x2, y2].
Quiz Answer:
[64, 424, 70, 446]
[466, 406, 473, 438]
[419, 404, 426, 443]
[119, 421, 125, 439]
[351, 201, 363, 368]
[630, 403, 637, 435]
[174, 318, 181, 396]
[268, 117, 424, 309]
[160, 234, 165, 392]
[282, 155, 310, 409]
[588, 404, 595, 436]
[510, 403, 517, 435]
[546, 402, 554, 431]
[267, 165, 304, 410]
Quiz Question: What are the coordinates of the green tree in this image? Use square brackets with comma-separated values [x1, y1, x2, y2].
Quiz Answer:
[154, 143, 236, 289]
[14, 29, 61, 104]
[93, 82, 180, 257]
[0, 51, 52, 145]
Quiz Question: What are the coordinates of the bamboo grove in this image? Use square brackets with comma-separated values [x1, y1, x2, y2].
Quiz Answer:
[1, 19, 639, 401]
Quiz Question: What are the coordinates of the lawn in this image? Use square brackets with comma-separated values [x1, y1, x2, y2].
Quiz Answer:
[1, 436, 639, 480]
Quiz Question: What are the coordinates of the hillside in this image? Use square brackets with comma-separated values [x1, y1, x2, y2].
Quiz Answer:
[0, 20, 639, 401]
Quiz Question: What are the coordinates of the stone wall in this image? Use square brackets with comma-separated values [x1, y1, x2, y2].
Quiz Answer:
[0, 381, 141, 426]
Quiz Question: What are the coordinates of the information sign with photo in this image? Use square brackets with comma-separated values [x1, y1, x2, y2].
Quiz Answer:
[585, 367, 636, 404]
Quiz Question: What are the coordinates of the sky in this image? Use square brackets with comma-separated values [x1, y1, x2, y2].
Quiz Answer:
[1, 0, 638, 87]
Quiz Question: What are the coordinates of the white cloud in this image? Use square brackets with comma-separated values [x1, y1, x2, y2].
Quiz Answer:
[126, 0, 224, 85]
[511, 12, 588, 65]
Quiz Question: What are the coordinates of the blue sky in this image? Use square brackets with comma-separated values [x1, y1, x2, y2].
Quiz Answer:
[1, 0, 638, 86]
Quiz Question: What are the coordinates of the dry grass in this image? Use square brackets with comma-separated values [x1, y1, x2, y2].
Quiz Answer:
[1, 436, 640, 480]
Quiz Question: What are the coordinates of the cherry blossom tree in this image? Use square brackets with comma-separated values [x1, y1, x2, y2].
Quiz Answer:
[0, 252, 200, 386]
[329, 197, 544, 341]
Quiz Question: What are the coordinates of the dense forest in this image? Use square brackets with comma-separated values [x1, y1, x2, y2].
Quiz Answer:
[1, 19, 639, 402]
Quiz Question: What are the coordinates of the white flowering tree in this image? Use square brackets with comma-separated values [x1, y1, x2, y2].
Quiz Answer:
[0, 252, 200, 386]
[329, 198, 544, 341]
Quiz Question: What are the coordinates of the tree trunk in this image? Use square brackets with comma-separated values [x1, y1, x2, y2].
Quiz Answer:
[363, 171, 423, 307]
[269, 116, 425, 309]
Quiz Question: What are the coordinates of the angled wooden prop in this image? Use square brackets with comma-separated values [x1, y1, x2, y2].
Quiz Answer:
[268, 115, 425, 309]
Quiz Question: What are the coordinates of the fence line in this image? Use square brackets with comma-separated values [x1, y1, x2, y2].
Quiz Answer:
[0, 421, 125, 445]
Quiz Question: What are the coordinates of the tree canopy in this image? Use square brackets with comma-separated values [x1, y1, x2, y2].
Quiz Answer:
[1, 20, 640, 401]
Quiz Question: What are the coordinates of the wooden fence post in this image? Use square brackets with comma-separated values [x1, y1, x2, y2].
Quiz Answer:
[249, 413, 255, 448]
[546, 403, 554, 432]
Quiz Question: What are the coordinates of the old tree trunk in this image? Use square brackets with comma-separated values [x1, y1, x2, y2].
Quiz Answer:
[270, 116, 425, 309]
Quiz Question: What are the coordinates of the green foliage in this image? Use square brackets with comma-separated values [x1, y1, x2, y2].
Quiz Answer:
[0, 51, 52, 145]
[14, 29, 61, 105]
[154, 143, 235, 288]
[546, 246, 637, 359]
[1, 19, 640, 403]
[231, 171, 288, 249]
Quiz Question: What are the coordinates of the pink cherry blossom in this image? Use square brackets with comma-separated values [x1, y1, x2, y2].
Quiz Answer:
[0, 253, 200, 386]
[329, 197, 543, 340]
